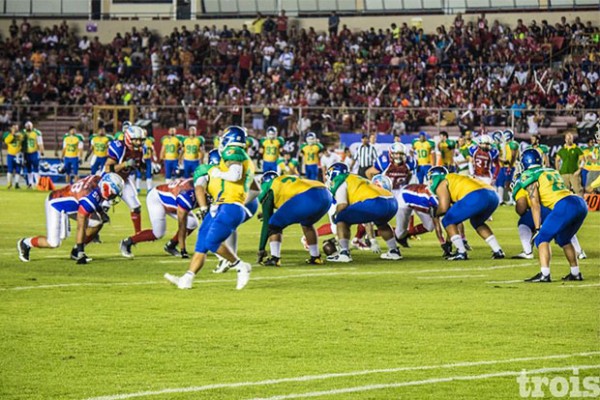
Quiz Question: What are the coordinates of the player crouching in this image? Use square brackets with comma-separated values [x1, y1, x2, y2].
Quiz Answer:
[326, 163, 401, 262]
[119, 178, 199, 259]
[17, 173, 124, 264]
[428, 167, 504, 260]
[257, 171, 332, 266]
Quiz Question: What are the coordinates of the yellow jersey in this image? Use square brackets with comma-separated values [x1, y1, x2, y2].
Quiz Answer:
[182, 137, 204, 161]
[438, 140, 455, 166]
[502, 140, 520, 166]
[522, 168, 572, 210]
[514, 187, 532, 207]
[277, 158, 300, 175]
[161, 136, 182, 161]
[143, 138, 155, 160]
[63, 134, 84, 158]
[582, 145, 600, 172]
[260, 137, 284, 162]
[213, 146, 255, 205]
[270, 176, 326, 208]
[300, 143, 324, 166]
[24, 129, 42, 154]
[2, 130, 25, 155]
[412, 139, 435, 166]
[333, 174, 392, 204]
[90, 134, 111, 157]
[446, 173, 493, 202]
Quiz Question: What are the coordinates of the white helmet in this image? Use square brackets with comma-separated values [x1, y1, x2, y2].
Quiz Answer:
[100, 173, 125, 201]
[389, 142, 407, 164]
[25, 121, 33, 130]
[266, 126, 277, 139]
[306, 132, 317, 145]
[477, 134, 493, 146]
[124, 126, 145, 150]
[372, 174, 392, 191]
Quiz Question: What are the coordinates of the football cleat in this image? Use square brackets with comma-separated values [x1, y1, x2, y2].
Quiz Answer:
[380, 248, 402, 260]
[164, 273, 193, 289]
[180, 249, 189, 259]
[120, 239, 134, 258]
[235, 261, 252, 290]
[163, 241, 181, 257]
[262, 256, 281, 267]
[75, 252, 92, 265]
[492, 250, 506, 259]
[351, 237, 370, 251]
[441, 242, 453, 258]
[562, 272, 584, 281]
[17, 239, 31, 262]
[397, 235, 410, 248]
[463, 240, 472, 251]
[577, 251, 587, 260]
[70, 246, 78, 261]
[327, 250, 353, 263]
[15, 183, 20, 189]
[7, 183, 12, 189]
[511, 252, 534, 259]
[447, 252, 468, 261]
[525, 272, 551, 283]
[213, 259, 232, 274]
[305, 256, 324, 265]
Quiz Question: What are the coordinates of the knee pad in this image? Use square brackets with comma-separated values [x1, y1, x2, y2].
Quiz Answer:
[267, 224, 283, 237]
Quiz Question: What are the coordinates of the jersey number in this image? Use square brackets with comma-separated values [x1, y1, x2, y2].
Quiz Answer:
[545, 171, 566, 192]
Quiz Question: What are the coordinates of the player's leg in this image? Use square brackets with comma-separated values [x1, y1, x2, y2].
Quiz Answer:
[18, 199, 62, 262]
[121, 189, 165, 257]
[372, 198, 401, 260]
[469, 190, 503, 258]
[554, 196, 588, 281]
[121, 175, 142, 233]
[145, 159, 153, 190]
[6, 154, 15, 188]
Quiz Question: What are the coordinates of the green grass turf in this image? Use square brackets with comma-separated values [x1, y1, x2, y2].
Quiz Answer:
[0, 188, 598, 400]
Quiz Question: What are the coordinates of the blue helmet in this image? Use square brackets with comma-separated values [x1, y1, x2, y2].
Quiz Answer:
[326, 162, 348, 182]
[372, 174, 392, 191]
[261, 171, 279, 185]
[491, 130, 504, 143]
[503, 129, 515, 142]
[427, 166, 448, 181]
[208, 149, 221, 166]
[520, 148, 542, 171]
[306, 132, 317, 144]
[219, 126, 247, 152]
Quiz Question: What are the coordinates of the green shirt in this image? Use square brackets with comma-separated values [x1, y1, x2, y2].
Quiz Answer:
[556, 145, 583, 174]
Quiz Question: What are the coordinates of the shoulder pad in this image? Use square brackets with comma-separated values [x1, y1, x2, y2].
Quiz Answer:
[222, 146, 249, 162]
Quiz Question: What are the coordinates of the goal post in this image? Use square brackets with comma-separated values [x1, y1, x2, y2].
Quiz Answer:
[92, 105, 136, 134]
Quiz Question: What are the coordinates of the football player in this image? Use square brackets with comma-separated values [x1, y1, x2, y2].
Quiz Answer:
[137, 133, 156, 191]
[300, 132, 324, 180]
[17, 173, 124, 264]
[160, 127, 183, 183]
[467, 134, 500, 185]
[493, 129, 520, 205]
[257, 171, 332, 266]
[164, 126, 254, 290]
[23, 121, 44, 187]
[181, 126, 205, 179]
[61, 126, 84, 184]
[411, 131, 435, 183]
[526, 135, 550, 167]
[119, 178, 198, 259]
[325, 163, 401, 262]
[2, 123, 25, 189]
[105, 125, 147, 234]
[86, 127, 112, 175]
[437, 131, 456, 171]
[260, 126, 284, 173]
[394, 183, 445, 248]
[277, 151, 300, 176]
[517, 150, 588, 282]
[428, 166, 504, 260]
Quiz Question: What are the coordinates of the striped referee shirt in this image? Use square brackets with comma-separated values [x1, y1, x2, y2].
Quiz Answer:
[353, 144, 378, 168]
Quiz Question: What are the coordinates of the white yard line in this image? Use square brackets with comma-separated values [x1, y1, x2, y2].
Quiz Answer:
[246, 365, 600, 400]
[486, 280, 524, 284]
[82, 353, 600, 400]
[560, 283, 600, 288]
[417, 274, 486, 280]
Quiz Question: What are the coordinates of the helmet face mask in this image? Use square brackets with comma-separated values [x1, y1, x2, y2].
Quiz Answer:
[389, 143, 406, 164]
[266, 126, 277, 140]
[125, 126, 145, 150]
[306, 132, 317, 145]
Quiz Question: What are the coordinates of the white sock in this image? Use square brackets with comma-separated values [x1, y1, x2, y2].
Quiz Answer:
[182, 271, 195, 282]
[136, 177, 141, 190]
[24, 237, 33, 247]
[226, 231, 238, 253]
[269, 241, 281, 258]
[541, 267, 550, 277]
[308, 244, 319, 257]
[518, 225, 533, 254]
[571, 235, 582, 254]
[451, 235, 466, 254]
[27, 173, 33, 185]
[146, 178, 153, 190]
[15, 174, 20, 184]
[34, 173, 40, 184]
[570, 266, 580, 276]
[485, 235, 501, 252]
[497, 187, 504, 203]
[385, 238, 398, 251]
[7, 173, 12, 185]
[339, 238, 349, 251]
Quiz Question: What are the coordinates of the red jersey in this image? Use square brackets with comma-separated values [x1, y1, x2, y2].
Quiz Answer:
[107, 140, 145, 179]
[50, 175, 100, 200]
[386, 162, 412, 190]
[155, 178, 196, 213]
[469, 146, 499, 179]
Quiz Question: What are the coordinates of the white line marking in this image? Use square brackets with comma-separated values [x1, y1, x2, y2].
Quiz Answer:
[83, 353, 600, 400]
[486, 280, 524, 284]
[405, 262, 536, 274]
[560, 283, 600, 288]
[417, 274, 486, 280]
[246, 365, 600, 400]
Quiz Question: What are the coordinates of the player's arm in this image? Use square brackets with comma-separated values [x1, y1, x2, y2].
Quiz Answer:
[38, 134, 45, 156]
[85, 139, 93, 161]
[334, 183, 349, 215]
[527, 182, 542, 231]
[210, 161, 243, 181]
[75, 206, 90, 256]
[515, 196, 529, 216]
[258, 189, 275, 252]
[434, 180, 451, 216]
[61, 139, 66, 160]
[159, 143, 166, 162]
[176, 206, 190, 252]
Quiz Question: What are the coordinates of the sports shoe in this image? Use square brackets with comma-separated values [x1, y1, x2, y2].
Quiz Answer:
[351, 237, 370, 251]
[525, 272, 551, 283]
[491, 250, 506, 259]
[17, 239, 30, 262]
[164, 272, 193, 289]
[397, 235, 410, 248]
[447, 252, 468, 261]
[511, 252, 534, 259]
[327, 250, 353, 263]
[180, 249, 189, 259]
[262, 256, 281, 267]
[235, 261, 252, 290]
[562, 272, 584, 281]
[305, 256, 324, 265]
[15, 183, 20, 189]
[300, 236, 309, 251]
[163, 241, 181, 257]
[441, 242, 453, 258]
[75, 252, 92, 265]
[577, 251, 587, 260]
[120, 239, 134, 258]
[380, 248, 402, 260]
[212, 259, 232, 274]
[463, 240, 472, 251]
[70, 246, 78, 260]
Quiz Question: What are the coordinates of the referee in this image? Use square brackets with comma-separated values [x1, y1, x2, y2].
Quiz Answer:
[351, 134, 378, 178]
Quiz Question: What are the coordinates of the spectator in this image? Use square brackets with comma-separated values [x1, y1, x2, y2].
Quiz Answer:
[277, 10, 288, 39]
[328, 11, 340, 37]
[252, 13, 265, 35]
[555, 132, 584, 196]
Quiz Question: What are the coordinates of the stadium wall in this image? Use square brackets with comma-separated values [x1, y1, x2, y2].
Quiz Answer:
[0, 10, 598, 42]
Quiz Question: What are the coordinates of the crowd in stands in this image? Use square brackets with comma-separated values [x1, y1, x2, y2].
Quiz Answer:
[0, 13, 598, 137]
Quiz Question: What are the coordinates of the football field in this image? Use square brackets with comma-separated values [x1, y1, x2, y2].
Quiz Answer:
[0, 189, 598, 400]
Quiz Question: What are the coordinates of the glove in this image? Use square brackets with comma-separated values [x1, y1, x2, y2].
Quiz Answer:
[257, 212, 263, 221]
[180, 249, 189, 259]
[257, 249, 267, 264]
[370, 240, 381, 254]
[125, 159, 136, 168]
[196, 206, 209, 219]
[531, 228, 540, 247]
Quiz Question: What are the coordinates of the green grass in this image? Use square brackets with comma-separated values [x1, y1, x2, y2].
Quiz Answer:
[0, 188, 598, 400]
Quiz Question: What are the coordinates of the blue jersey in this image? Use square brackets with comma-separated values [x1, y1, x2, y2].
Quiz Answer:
[400, 184, 438, 213]
[374, 152, 416, 173]
[107, 140, 146, 179]
[155, 178, 196, 212]
[48, 175, 103, 215]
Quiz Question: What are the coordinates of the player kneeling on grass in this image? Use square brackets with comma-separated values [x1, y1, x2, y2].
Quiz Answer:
[511, 173, 586, 261]
[428, 167, 504, 260]
[326, 163, 401, 262]
[18, 173, 124, 264]
[164, 126, 254, 290]
[257, 171, 332, 266]
[516, 149, 588, 283]
[119, 178, 199, 259]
